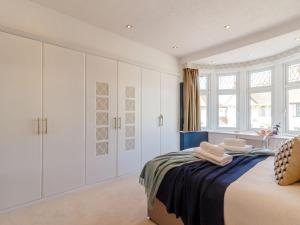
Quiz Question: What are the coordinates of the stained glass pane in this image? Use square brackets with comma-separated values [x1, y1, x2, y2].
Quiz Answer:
[218, 94, 236, 127]
[288, 63, 300, 83]
[199, 76, 207, 90]
[250, 70, 272, 88]
[250, 92, 271, 128]
[218, 75, 236, 90]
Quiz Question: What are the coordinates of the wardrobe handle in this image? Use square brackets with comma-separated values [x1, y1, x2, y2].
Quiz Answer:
[113, 117, 117, 129]
[43, 118, 48, 135]
[159, 115, 164, 127]
[158, 115, 162, 126]
[37, 118, 41, 135]
[45, 118, 48, 134]
[118, 117, 121, 129]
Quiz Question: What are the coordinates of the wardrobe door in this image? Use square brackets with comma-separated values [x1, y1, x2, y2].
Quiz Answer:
[86, 55, 118, 184]
[141, 69, 161, 165]
[161, 74, 179, 154]
[0, 32, 42, 210]
[43, 44, 85, 197]
[117, 62, 141, 175]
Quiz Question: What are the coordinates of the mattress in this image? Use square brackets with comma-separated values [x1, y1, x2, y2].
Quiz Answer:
[148, 157, 300, 225]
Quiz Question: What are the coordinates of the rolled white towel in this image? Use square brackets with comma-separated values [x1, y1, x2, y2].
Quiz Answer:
[200, 141, 225, 157]
[219, 143, 252, 153]
[193, 148, 232, 166]
[223, 138, 247, 147]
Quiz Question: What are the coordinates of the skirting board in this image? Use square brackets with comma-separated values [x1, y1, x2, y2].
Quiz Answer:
[148, 198, 183, 225]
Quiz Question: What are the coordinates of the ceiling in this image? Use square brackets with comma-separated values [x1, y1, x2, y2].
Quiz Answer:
[193, 30, 300, 65]
[30, 0, 300, 62]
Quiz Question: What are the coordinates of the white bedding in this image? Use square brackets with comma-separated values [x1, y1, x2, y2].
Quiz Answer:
[225, 157, 300, 225]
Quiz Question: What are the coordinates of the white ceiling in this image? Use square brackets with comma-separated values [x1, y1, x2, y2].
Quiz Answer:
[30, 0, 300, 62]
[193, 30, 300, 65]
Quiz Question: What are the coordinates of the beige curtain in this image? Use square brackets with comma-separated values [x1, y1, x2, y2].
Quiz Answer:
[183, 68, 200, 131]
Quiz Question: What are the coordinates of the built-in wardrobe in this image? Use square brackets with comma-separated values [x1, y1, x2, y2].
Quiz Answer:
[0, 31, 179, 211]
[141, 69, 179, 165]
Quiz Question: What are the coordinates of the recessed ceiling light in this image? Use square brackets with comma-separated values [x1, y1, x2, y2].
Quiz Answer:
[125, 24, 133, 29]
[224, 25, 231, 30]
[172, 45, 179, 49]
[295, 37, 300, 41]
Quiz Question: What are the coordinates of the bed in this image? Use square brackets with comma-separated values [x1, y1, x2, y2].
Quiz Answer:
[144, 155, 300, 225]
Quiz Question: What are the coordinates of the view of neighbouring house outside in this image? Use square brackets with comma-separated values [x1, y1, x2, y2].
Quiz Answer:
[250, 92, 272, 128]
[200, 95, 207, 128]
[218, 94, 236, 127]
[288, 88, 300, 131]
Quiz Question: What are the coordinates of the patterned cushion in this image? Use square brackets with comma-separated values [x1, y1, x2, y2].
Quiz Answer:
[274, 137, 300, 186]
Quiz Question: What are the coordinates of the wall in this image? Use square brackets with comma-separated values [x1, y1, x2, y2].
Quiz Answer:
[0, 0, 179, 75]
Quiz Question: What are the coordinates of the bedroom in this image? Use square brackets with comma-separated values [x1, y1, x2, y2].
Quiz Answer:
[0, 0, 300, 225]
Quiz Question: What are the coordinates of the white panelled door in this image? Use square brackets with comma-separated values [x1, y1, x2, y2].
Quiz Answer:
[43, 44, 85, 197]
[161, 74, 179, 154]
[86, 55, 118, 184]
[117, 62, 141, 176]
[141, 69, 161, 166]
[0, 32, 42, 210]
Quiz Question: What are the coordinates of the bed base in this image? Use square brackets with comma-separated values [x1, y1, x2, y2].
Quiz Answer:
[148, 198, 183, 225]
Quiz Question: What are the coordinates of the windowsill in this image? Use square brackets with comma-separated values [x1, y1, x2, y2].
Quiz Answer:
[207, 130, 297, 140]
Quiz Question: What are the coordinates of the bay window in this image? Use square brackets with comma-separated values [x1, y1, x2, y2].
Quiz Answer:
[197, 57, 300, 134]
[248, 69, 272, 129]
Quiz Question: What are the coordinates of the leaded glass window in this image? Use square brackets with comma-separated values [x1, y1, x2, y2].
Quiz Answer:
[218, 75, 236, 90]
[250, 70, 272, 87]
[288, 63, 300, 83]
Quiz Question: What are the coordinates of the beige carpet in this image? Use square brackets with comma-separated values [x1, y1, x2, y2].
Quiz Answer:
[0, 175, 155, 225]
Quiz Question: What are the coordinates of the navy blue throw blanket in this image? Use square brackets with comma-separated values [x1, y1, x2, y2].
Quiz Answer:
[156, 155, 268, 225]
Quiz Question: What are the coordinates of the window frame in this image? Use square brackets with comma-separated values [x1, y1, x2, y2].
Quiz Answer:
[216, 73, 239, 130]
[247, 67, 274, 130]
[285, 60, 300, 133]
[199, 74, 210, 129]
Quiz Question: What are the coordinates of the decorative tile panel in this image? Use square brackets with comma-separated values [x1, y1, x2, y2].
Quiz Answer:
[125, 113, 135, 124]
[96, 112, 108, 125]
[126, 86, 135, 98]
[126, 139, 135, 151]
[96, 142, 108, 155]
[125, 126, 135, 137]
[96, 82, 109, 96]
[96, 127, 108, 140]
[124, 86, 136, 151]
[96, 97, 109, 110]
[125, 99, 135, 111]
[95, 82, 110, 156]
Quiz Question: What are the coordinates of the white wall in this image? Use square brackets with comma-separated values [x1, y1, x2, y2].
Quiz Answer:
[0, 0, 179, 75]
